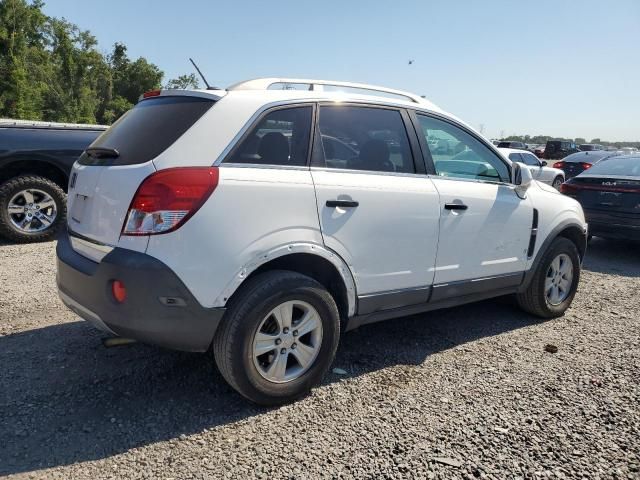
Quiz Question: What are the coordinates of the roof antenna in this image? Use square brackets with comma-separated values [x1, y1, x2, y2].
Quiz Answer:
[189, 58, 218, 90]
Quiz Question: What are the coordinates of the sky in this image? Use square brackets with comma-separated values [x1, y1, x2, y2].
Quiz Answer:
[42, 0, 640, 141]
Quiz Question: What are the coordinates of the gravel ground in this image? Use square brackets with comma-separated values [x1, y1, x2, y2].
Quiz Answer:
[0, 237, 638, 479]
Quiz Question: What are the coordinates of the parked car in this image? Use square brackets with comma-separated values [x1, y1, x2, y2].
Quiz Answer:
[56, 78, 587, 405]
[620, 147, 639, 155]
[497, 141, 527, 150]
[534, 145, 546, 158]
[552, 151, 617, 179]
[0, 119, 106, 242]
[578, 144, 604, 152]
[544, 140, 578, 160]
[560, 155, 640, 241]
[498, 147, 565, 188]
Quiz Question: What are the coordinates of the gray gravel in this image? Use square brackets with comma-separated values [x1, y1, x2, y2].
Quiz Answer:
[0, 237, 639, 479]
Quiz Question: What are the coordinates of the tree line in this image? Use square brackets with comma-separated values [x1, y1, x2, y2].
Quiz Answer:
[0, 0, 199, 125]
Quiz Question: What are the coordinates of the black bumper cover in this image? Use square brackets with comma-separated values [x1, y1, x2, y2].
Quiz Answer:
[56, 232, 225, 352]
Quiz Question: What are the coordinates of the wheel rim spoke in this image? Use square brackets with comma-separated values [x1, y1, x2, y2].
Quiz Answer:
[273, 302, 293, 331]
[7, 204, 23, 215]
[38, 214, 53, 227]
[292, 342, 315, 369]
[21, 190, 35, 204]
[265, 351, 288, 382]
[294, 310, 319, 337]
[253, 332, 278, 356]
[37, 198, 55, 210]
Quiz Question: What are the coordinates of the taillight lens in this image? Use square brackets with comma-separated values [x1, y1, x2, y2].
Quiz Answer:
[559, 183, 579, 194]
[553, 161, 565, 169]
[580, 162, 592, 170]
[122, 167, 219, 236]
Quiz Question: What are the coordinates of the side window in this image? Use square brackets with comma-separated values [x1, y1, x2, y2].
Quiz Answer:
[522, 153, 540, 166]
[508, 152, 523, 163]
[226, 106, 312, 166]
[416, 114, 510, 182]
[316, 106, 415, 173]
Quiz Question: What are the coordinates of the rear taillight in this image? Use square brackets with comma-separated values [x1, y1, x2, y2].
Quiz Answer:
[580, 162, 592, 170]
[553, 161, 565, 169]
[122, 167, 219, 236]
[143, 89, 162, 98]
[559, 183, 579, 195]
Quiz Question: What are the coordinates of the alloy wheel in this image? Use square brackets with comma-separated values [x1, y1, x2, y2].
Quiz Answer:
[252, 300, 323, 383]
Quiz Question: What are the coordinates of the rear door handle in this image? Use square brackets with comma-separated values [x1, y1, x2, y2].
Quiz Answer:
[444, 203, 468, 211]
[326, 200, 359, 208]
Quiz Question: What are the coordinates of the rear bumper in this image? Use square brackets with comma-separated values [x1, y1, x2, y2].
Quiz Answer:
[56, 231, 225, 352]
[588, 221, 640, 241]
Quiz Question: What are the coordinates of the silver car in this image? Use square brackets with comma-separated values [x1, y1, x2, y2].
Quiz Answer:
[499, 147, 565, 189]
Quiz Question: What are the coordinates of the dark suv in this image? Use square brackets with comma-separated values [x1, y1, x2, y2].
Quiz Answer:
[0, 119, 106, 242]
[497, 141, 527, 150]
[544, 140, 578, 160]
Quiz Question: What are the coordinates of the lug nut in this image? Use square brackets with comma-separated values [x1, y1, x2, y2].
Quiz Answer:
[275, 338, 282, 345]
[291, 343, 297, 349]
[293, 330, 298, 336]
[280, 348, 286, 355]
[283, 327, 289, 334]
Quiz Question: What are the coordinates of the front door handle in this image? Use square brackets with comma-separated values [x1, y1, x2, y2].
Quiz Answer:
[444, 203, 468, 211]
[326, 200, 359, 208]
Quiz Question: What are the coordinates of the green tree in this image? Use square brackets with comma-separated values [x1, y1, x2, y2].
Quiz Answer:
[0, 0, 179, 124]
[165, 73, 200, 90]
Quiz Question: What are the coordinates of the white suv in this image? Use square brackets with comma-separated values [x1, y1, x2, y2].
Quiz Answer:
[57, 78, 587, 405]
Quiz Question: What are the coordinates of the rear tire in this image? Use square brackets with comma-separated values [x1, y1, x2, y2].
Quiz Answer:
[552, 176, 563, 190]
[517, 237, 580, 318]
[0, 175, 66, 243]
[213, 270, 340, 406]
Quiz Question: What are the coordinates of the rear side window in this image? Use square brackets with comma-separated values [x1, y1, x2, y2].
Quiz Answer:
[521, 153, 540, 166]
[79, 96, 215, 166]
[508, 153, 523, 163]
[226, 106, 312, 166]
[316, 106, 415, 173]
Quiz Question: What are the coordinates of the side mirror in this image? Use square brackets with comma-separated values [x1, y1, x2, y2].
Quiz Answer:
[513, 162, 533, 198]
[541, 160, 547, 166]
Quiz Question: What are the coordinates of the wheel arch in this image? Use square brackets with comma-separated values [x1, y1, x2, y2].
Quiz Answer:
[0, 158, 69, 192]
[519, 220, 587, 292]
[215, 244, 357, 322]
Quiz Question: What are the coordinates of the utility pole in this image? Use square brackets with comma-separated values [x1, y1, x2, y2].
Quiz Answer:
[479, 124, 485, 135]
[500, 130, 505, 139]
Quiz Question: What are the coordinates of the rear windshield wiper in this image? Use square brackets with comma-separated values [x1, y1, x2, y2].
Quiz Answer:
[85, 147, 120, 159]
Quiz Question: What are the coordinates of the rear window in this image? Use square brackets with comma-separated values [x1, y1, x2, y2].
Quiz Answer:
[586, 156, 640, 176]
[78, 96, 215, 166]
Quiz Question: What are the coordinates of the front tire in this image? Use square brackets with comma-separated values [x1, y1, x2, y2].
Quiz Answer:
[517, 237, 580, 318]
[552, 176, 563, 190]
[0, 175, 66, 243]
[213, 270, 340, 406]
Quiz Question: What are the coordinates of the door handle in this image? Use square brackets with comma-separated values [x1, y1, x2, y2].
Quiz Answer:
[326, 200, 359, 208]
[444, 203, 468, 211]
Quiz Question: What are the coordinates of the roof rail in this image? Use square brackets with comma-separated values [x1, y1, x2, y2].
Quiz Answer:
[0, 118, 108, 130]
[227, 78, 426, 104]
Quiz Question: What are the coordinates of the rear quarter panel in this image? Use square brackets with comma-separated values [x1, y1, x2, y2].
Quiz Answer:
[145, 166, 324, 308]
